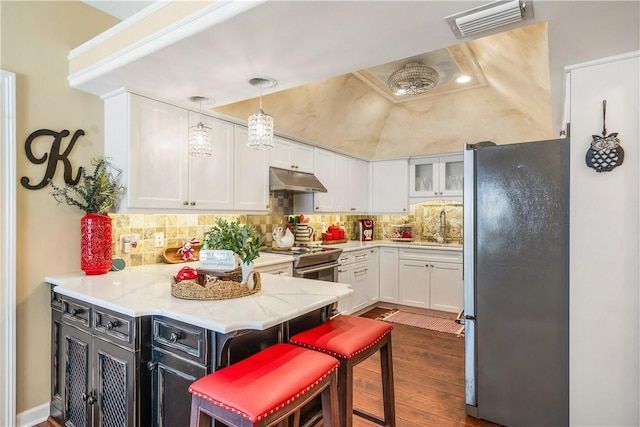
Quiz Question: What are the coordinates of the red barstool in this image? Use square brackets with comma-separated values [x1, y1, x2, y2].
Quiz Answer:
[290, 315, 395, 427]
[189, 343, 339, 427]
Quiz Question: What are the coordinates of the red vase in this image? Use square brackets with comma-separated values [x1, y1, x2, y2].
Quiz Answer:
[81, 213, 112, 275]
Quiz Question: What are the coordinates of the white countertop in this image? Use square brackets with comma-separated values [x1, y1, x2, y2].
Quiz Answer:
[46, 260, 350, 334]
[321, 240, 463, 252]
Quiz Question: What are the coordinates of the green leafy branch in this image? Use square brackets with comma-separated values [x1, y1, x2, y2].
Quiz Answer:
[48, 157, 125, 214]
[202, 218, 264, 265]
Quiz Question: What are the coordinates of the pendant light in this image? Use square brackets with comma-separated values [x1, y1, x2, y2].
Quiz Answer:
[247, 77, 277, 150]
[189, 96, 214, 157]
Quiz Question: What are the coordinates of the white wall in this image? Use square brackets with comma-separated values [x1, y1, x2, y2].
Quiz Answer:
[569, 52, 639, 426]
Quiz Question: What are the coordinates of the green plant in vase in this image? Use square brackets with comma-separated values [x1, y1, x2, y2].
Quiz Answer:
[48, 157, 125, 275]
[202, 218, 264, 286]
[48, 157, 125, 214]
[202, 218, 264, 264]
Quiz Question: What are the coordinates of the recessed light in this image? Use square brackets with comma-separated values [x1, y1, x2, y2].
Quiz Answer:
[456, 75, 472, 84]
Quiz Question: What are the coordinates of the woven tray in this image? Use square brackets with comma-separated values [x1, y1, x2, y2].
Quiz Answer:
[171, 271, 261, 300]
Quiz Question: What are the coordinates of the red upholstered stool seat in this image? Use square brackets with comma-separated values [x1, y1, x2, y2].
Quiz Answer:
[188, 343, 339, 427]
[290, 315, 395, 427]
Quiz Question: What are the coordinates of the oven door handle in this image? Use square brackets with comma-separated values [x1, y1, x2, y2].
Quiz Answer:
[295, 260, 340, 275]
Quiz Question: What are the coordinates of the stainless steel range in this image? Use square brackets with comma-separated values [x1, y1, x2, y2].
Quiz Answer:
[264, 247, 343, 282]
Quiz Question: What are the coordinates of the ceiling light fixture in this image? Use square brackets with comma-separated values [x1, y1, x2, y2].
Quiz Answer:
[188, 96, 214, 157]
[456, 75, 472, 84]
[247, 77, 277, 150]
[387, 62, 439, 96]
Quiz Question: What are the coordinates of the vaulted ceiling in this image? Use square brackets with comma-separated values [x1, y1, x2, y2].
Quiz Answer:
[76, 1, 639, 160]
[214, 22, 553, 159]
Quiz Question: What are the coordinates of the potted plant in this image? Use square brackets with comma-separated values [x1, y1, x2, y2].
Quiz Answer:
[201, 218, 264, 286]
[48, 157, 125, 275]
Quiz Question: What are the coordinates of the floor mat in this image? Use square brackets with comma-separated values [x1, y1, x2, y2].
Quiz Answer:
[378, 309, 464, 336]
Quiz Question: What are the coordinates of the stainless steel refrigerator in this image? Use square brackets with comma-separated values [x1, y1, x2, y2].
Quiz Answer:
[463, 139, 569, 427]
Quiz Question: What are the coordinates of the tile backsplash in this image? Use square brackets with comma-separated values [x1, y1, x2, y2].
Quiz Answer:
[112, 194, 462, 267]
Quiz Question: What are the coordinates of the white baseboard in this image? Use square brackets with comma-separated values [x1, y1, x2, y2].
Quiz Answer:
[16, 402, 49, 427]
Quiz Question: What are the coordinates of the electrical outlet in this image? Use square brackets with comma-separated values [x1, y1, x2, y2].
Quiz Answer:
[120, 235, 131, 253]
[154, 232, 164, 248]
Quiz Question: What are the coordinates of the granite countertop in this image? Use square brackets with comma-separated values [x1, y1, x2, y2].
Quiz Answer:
[46, 260, 350, 334]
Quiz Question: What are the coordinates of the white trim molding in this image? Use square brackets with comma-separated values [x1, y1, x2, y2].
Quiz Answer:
[1, 69, 17, 427]
[16, 403, 49, 427]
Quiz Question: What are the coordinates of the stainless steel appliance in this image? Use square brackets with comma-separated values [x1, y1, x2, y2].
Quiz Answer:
[463, 139, 569, 427]
[264, 247, 343, 282]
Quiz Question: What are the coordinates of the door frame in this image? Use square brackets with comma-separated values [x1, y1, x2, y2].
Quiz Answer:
[1, 69, 17, 426]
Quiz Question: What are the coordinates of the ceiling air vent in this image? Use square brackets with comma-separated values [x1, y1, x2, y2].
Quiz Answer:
[445, 0, 533, 39]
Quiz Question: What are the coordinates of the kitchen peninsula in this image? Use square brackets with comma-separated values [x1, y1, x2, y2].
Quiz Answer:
[46, 262, 351, 426]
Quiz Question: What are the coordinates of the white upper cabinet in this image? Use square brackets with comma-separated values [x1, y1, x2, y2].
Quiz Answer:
[349, 158, 369, 213]
[270, 137, 314, 173]
[188, 112, 234, 210]
[106, 93, 189, 211]
[312, 148, 369, 213]
[233, 126, 270, 212]
[312, 148, 335, 212]
[370, 159, 408, 214]
[105, 92, 265, 212]
[409, 154, 463, 200]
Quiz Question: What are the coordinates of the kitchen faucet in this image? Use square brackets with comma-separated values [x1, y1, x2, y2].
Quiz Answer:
[439, 208, 447, 244]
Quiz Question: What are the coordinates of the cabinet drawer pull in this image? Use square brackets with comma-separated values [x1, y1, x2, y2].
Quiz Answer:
[70, 308, 84, 317]
[82, 392, 96, 405]
[106, 320, 119, 330]
[354, 268, 368, 275]
[147, 361, 158, 371]
[169, 332, 181, 343]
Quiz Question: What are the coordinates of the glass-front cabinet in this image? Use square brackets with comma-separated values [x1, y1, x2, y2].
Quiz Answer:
[409, 153, 463, 199]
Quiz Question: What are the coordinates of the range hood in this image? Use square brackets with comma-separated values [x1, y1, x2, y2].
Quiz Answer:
[269, 167, 327, 193]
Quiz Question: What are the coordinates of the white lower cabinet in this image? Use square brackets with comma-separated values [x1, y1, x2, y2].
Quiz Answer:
[430, 262, 463, 312]
[255, 261, 293, 276]
[391, 247, 463, 313]
[379, 247, 399, 303]
[337, 249, 377, 314]
[398, 259, 430, 308]
[366, 248, 379, 304]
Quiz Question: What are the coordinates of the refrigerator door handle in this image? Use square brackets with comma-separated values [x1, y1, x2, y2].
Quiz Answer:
[463, 145, 476, 319]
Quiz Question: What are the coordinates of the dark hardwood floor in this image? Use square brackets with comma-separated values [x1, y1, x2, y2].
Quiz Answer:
[37, 307, 500, 427]
[353, 307, 499, 427]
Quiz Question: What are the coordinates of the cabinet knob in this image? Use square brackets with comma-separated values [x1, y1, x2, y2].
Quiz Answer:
[169, 332, 181, 343]
[315, 207, 319, 210]
[350, 207, 355, 211]
[70, 308, 83, 317]
[402, 208, 407, 212]
[190, 201, 196, 206]
[291, 165, 295, 169]
[183, 201, 189, 206]
[82, 392, 96, 405]
[146, 361, 158, 371]
[106, 320, 119, 330]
